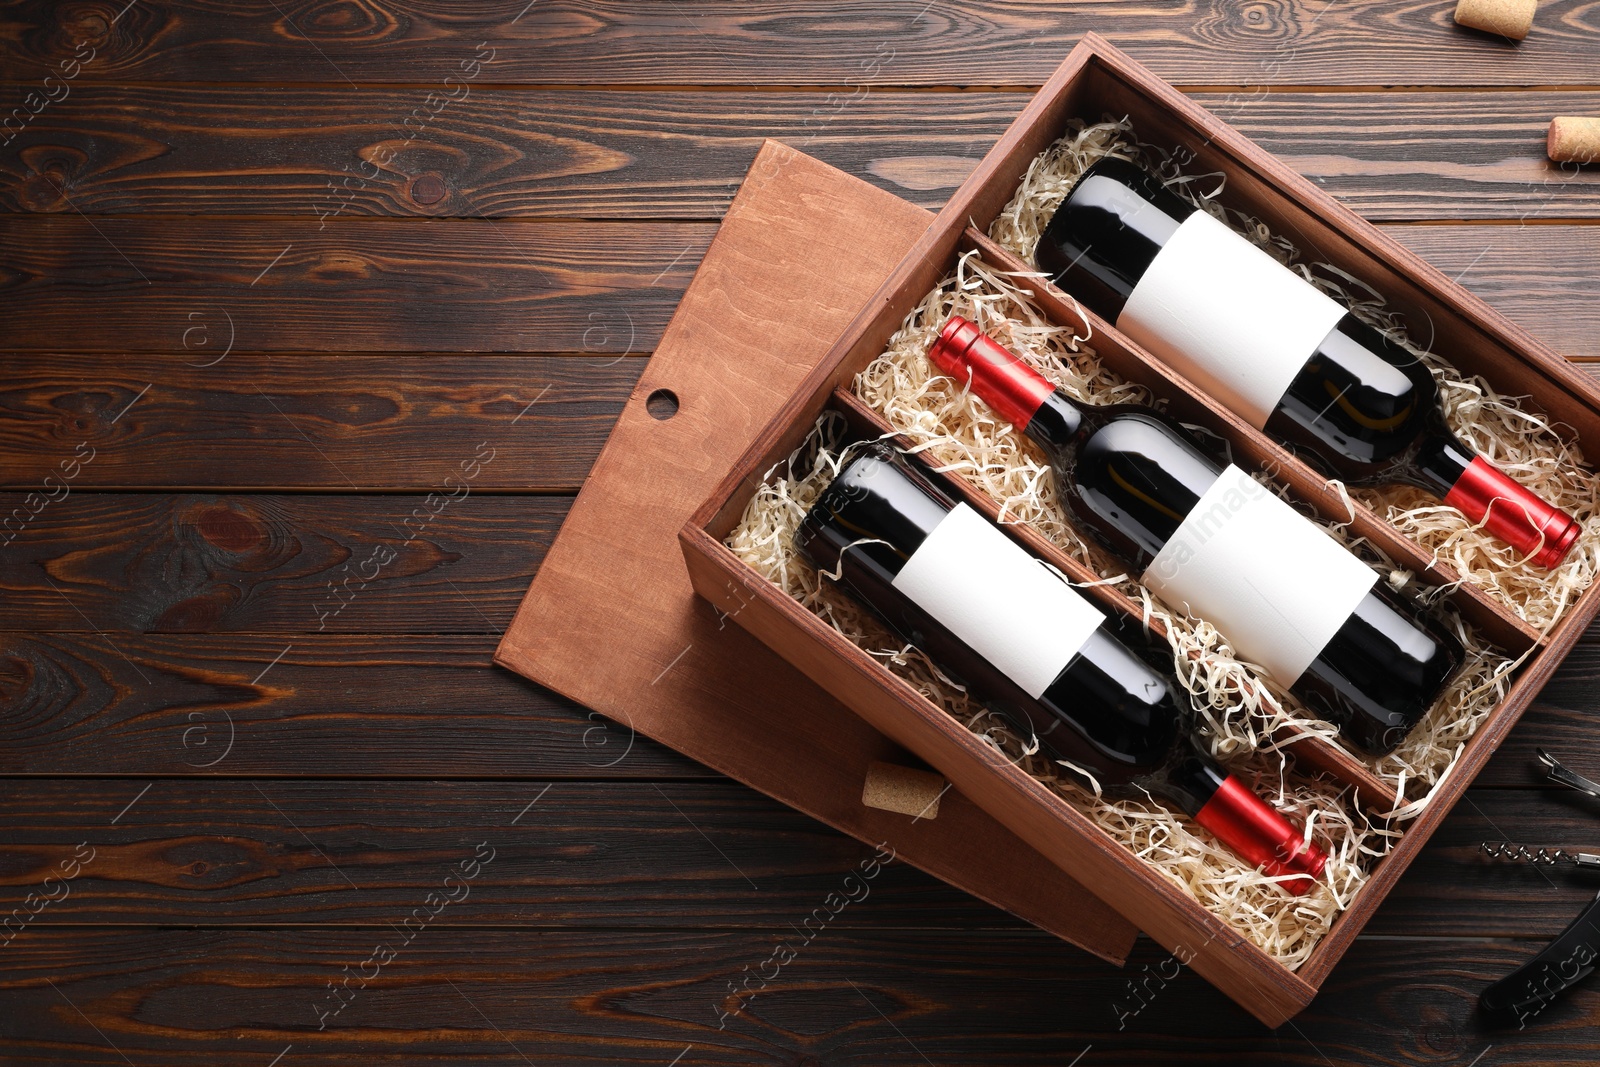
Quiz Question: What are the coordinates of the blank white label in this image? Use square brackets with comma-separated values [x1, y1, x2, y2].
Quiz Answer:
[892, 503, 1104, 700]
[1117, 211, 1348, 429]
[1141, 465, 1378, 686]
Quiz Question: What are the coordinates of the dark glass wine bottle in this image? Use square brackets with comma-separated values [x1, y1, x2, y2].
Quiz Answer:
[1035, 156, 1579, 569]
[796, 441, 1327, 890]
[928, 316, 1463, 756]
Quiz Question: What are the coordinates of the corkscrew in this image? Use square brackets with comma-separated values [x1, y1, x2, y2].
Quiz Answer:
[1480, 842, 1600, 870]
[1478, 750, 1600, 1026]
[1478, 750, 1600, 870]
[1536, 747, 1600, 798]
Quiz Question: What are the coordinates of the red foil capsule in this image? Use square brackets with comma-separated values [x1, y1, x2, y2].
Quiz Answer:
[927, 316, 1055, 429]
[1442, 455, 1580, 570]
[1194, 776, 1327, 894]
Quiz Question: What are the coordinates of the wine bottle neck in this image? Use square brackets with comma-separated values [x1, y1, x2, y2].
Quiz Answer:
[1140, 741, 1325, 892]
[1147, 741, 1228, 815]
[1023, 391, 1085, 455]
[927, 316, 1083, 447]
[1193, 772, 1326, 892]
[1418, 432, 1581, 569]
[1411, 428, 1477, 496]
[795, 444, 956, 581]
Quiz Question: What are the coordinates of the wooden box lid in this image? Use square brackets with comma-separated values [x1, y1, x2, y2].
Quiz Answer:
[494, 140, 1138, 964]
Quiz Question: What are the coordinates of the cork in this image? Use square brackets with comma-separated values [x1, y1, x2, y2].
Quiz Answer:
[1454, 0, 1536, 39]
[861, 761, 947, 819]
[1548, 117, 1600, 164]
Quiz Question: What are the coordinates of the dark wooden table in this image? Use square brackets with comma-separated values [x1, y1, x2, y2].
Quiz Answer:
[4, 2, 1600, 1063]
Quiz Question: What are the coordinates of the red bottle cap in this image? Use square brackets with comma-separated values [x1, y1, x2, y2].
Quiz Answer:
[927, 316, 1056, 429]
[1194, 775, 1327, 895]
[1442, 455, 1581, 570]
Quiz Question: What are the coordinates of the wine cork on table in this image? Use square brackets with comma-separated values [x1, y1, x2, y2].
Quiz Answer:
[862, 761, 946, 819]
[1454, 0, 1537, 39]
[1548, 117, 1600, 164]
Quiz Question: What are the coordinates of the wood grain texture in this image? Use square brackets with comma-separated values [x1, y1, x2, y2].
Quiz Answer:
[8, 0, 1600, 86]
[0, 929, 1576, 1064]
[0, 218, 709, 353]
[0, 354, 636, 488]
[6, 86, 1598, 220]
[0, 494, 561, 631]
[0, 633, 706, 778]
[7, 2, 1600, 1055]
[1389, 224, 1600, 360]
[0, 777, 1594, 940]
[0, 86, 1006, 218]
[1, 345, 1596, 496]
[6, 622, 1597, 786]
[3, 219, 1595, 358]
[1479, 642, 1600, 786]
[6, 141, 1145, 979]
[1372, 783, 1600, 939]
[0, 779, 965, 927]
[1201, 91, 1600, 222]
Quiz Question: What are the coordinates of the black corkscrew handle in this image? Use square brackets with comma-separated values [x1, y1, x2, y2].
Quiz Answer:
[1481, 889, 1600, 1027]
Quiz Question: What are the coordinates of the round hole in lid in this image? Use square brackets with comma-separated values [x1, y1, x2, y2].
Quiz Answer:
[646, 388, 679, 420]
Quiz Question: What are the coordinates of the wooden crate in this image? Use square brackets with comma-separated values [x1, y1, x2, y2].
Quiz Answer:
[679, 33, 1600, 1026]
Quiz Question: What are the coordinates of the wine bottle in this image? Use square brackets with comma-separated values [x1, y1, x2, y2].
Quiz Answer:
[928, 316, 1463, 756]
[796, 442, 1327, 890]
[1035, 156, 1579, 569]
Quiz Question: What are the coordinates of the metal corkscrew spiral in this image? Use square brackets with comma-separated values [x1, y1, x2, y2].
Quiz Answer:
[1481, 841, 1600, 870]
[1474, 752, 1600, 870]
[1481, 842, 1573, 865]
[1473, 752, 1600, 869]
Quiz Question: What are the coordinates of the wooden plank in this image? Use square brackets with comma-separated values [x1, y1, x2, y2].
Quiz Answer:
[7, 490, 1592, 645]
[7, 0, 1600, 86]
[0, 777, 1592, 939]
[7, 87, 1599, 221]
[6, 618, 1597, 785]
[1202, 91, 1600, 222]
[0, 354, 636, 489]
[2, 357, 1598, 495]
[0, 86, 1006, 218]
[0, 495, 561, 631]
[0, 218, 711, 353]
[0, 779, 989, 927]
[1389, 224, 1600, 360]
[4, 623, 1595, 787]
[1481, 631, 1600, 786]
[0, 634, 707, 779]
[1486, 696, 1600, 787]
[2, 219, 1595, 358]
[0, 929, 1578, 1064]
[1371, 783, 1600, 939]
